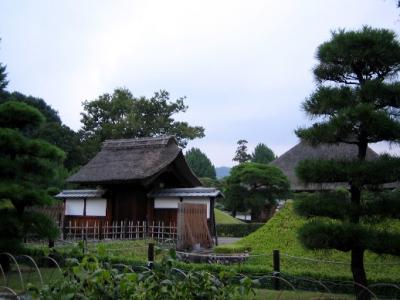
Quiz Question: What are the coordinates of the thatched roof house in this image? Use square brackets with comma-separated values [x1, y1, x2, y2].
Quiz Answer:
[270, 141, 379, 191]
[57, 136, 220, 247]
[68, 136, 201, 187]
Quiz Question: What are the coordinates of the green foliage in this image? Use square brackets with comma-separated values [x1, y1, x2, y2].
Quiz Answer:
[2, 92, 86, 171]
[233, 139, 251, 164]
[0, 41, 8, 95]
[230, 202, 400, 282]
[185, 147, 216, 179]
[28, 253, 254, 300]
[199, 177, 220, 187]
[224, 162, 290, 220]
[214, 208, 244, 224]
[216, 223, 264, 237]
[294, 26, 400, 294]
[0, 101, 64, 255]
[80, 88, 205, 159]
[251, 143, 276, 164]
[0, 101, 45, 129]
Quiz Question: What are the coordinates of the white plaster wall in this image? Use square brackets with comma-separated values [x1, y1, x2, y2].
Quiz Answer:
[86, 198, 107, 216]
[65, 199, 84, 216]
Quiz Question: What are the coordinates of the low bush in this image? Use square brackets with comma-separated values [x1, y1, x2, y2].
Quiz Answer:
[27, 251, 255, 300]
[216, 223, 264, 237]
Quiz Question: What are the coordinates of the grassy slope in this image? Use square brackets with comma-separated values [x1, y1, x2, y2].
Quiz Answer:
[223, 201, 400, 282]
[215, 208, 244, 224]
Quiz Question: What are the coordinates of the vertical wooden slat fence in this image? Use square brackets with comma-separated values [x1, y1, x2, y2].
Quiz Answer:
[62, 220, 176, 242]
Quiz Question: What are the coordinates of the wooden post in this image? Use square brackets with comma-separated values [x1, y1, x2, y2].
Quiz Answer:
[273, 249, 280, 290]
[147, 242, 154, 269]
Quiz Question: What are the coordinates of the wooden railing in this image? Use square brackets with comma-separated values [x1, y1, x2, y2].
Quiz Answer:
[63, 220, 177, 243]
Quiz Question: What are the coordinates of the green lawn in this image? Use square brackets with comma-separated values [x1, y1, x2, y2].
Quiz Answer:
[216, 201, 400, 283]
[251, 289, 354, 300]
[215, 208, 244, 224]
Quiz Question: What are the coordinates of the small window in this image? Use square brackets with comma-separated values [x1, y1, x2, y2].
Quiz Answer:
[65, 199, 84, 216]
[86, 198, 107, 216]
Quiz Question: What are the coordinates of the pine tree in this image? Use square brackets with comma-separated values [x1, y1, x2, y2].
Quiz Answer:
[233, 139, 251, 164]
[251, 143, 276, 164]
[185, 148, 216, 179]
[0, 101, 65, 269]
[295, 26, 400, 299]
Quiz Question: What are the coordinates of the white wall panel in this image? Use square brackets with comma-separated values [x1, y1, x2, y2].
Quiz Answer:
[65, 199, 84, 216]
[86, 198, 107, 216]
[154, 198, 179, 209]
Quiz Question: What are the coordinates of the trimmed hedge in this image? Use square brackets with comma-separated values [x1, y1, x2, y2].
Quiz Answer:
[216, 223, 264, 237]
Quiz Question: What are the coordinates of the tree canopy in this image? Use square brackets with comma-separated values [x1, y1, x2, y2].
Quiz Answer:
[233, 139, 251, 164]
[0, 92, 85, 171]
[185, 148, 216, 179]
[294, 26, 400, 299]
[0, 101, 64, 266]
[251, 143, 276, 164]
[224, 162, 290, 221]
[80, 88, 205, 159]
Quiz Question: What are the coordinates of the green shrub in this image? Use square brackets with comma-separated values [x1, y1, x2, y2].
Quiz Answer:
[216, 223, 264, 237]
[27, 252, 255, 300]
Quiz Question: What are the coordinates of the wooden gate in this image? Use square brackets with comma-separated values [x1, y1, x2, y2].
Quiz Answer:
[177, 203, 213, 250]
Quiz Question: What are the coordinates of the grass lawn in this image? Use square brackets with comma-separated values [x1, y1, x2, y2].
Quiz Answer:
[251, 289, 354, 299]
[1, 267, 63, 293]
[215, 208, 244, 224]
[216, 201, 400, 283]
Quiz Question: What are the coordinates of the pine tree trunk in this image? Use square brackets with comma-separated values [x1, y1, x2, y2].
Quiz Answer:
[351, 247, 370, 300]
[350, 140, 370, 300]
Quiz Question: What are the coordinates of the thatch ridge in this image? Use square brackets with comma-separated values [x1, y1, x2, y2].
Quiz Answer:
[270, 141, 379, 191]
[67, 136, 200, 185]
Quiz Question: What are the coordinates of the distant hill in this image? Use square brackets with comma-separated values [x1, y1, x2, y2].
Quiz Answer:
[215, 166, 231, 179]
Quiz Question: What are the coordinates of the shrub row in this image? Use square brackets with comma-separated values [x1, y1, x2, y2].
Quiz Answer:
[216, 223, 264, 237]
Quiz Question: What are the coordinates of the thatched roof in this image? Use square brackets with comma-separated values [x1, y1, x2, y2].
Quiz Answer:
[270, 141, 379, 191]
[68, 136, 201, 186]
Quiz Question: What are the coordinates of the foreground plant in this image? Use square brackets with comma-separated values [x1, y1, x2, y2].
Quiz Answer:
[28, 250, 254, 300]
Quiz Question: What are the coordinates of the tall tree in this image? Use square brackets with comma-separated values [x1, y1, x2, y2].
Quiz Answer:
[1, 92, 85, 171]
[0, 101, 64, 269]
[0, 40, 9, 100]
[233, 139, 251, 164]
[224, 162, 290, 220]
[294, 26, 400, 299]
[80, 88, 205, 160]
[185, 148, 216, 179]
[251, 143, 276, 164]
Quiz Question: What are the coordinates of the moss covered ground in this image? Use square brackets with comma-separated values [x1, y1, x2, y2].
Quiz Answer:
[216, 201, 400, 282]
[215, 208, 245, 224]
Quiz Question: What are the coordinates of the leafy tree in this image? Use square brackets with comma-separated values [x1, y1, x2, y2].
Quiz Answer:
[185, 148, 216, 179]
[251, 143, 276, 164]
[294, 26, 400, 299]
[80, 88, 205, 159]
[0, 62, 7, 96]
[1, 92, 85, 171]
[224, 162, 290, 220]
[233, 139, 251, 164]
[0, 101, 65, 269]
[0, 40, 8, 98]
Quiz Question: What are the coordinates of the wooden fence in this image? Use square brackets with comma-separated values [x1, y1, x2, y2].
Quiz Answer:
[63, 220, 177, 243]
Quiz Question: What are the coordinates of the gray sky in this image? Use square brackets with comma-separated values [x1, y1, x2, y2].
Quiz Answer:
[1, 0, 399, 166]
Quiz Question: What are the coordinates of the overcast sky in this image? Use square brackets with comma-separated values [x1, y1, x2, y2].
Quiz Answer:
[1, 0, 399, 166]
